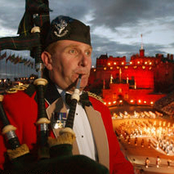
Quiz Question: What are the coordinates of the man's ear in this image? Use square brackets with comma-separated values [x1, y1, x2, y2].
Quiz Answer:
[41, 51, 53, 70]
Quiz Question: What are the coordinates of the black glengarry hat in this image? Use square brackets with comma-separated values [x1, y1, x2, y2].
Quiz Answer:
[44, 15, 91, 48]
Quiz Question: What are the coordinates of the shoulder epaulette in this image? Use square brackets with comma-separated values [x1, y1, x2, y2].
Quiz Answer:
[5, 84, 29, 94]
[87, 91, 103, 103]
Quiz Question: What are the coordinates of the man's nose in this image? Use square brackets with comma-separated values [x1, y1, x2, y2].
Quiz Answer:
[78, 54, 88, 67]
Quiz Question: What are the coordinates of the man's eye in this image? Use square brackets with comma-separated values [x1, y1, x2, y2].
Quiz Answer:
[69, 49, 77, 54]
[85, 50, 91, 56]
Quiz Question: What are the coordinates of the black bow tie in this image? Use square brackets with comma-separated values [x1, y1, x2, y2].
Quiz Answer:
[65, 92, 91, 107]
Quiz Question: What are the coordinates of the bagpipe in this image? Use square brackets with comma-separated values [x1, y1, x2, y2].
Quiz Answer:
[0, 0, 109, 173]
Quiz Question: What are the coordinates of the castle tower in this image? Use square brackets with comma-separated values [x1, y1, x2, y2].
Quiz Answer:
[139, 34, 145, 57]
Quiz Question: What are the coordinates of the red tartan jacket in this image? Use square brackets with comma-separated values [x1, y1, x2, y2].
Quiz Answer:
[0, 83, 134, 173]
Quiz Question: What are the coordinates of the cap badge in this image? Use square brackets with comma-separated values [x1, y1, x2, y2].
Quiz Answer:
[54, 19, 68, 38]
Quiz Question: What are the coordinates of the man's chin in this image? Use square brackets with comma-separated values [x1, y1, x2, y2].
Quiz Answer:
[80, 80, 88, 89]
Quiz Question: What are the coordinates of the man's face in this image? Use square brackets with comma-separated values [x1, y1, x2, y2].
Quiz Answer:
[44, 40, 92, 92]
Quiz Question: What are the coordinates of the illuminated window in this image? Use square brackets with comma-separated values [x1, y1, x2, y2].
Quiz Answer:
[104, 67, 107, 70]
[137, 61, 140, 64]
[108, 102, 111, 105]
[134, 66, 137, 69]
[149, 62, 152, 65]
[142, 66, 145, 69]
[150, 101, 154, 105]
[104, 102, 106, 105]
[144, 101, 147, 104]
[110, 67, 113, 70]
[138, 99, 141, 103]
[125, 66, 128, 69]
[114, 62, 117, 65]
[113, 101, 116, 104]
[119, 100, 123, 103]
[130, 99, 134, 103]
[108, 62, 111, 66]
[130, 61, 132, 65]
[121, 62, 124, 65]
[145, 62, 147, 64]
[93, 69, 96, 72]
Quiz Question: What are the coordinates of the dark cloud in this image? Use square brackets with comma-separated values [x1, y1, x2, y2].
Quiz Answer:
[0, 0, 25, 33]
[49, 0, 91, 21]
[90, 0, 150, 28]
[90, 0, 174, 29]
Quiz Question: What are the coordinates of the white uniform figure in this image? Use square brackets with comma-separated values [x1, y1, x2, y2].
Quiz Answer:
[156, 156, 161, 168]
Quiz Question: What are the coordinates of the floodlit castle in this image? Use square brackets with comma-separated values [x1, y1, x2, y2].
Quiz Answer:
[87, 47, 174, 106]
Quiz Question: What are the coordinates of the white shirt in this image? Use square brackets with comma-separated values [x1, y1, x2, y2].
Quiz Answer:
[56, 87, 96, 161]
